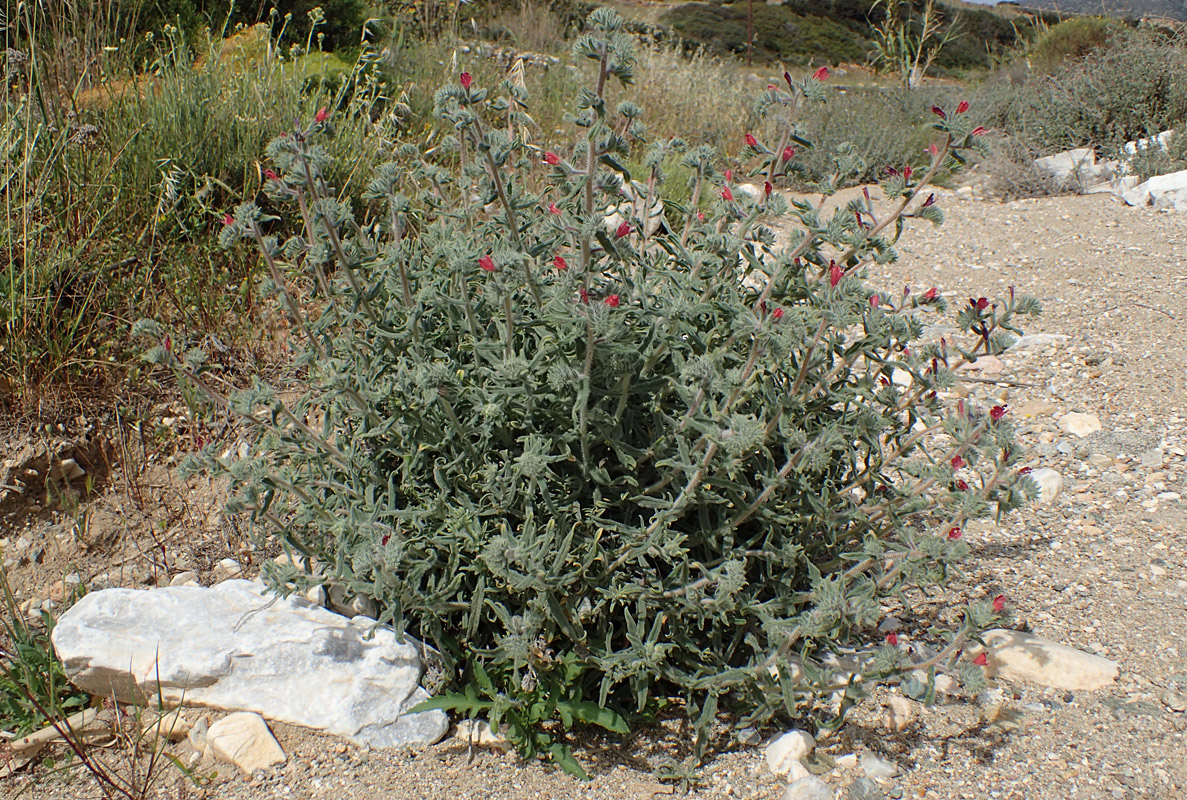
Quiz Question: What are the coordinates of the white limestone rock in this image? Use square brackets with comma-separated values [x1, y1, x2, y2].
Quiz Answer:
[972, 629, 1119, 691]
[1057, 412, 1102, 438]
[204, 712, 285, 774]
[765, 729, 816, 776]
[51, 580, 448, 748]
[1029, 468, 1064, 504]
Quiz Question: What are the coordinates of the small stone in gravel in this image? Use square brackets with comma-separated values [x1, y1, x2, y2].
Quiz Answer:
[847, 777, 888, 800]
[170, 571, 199, 587]
[211, 558, 243, 583]
[1058, 412, 1102, 438]
[882, 697, 917, 732]
[785, 775, 833, 800]
[1016, 400, 1058, 418]
[205, 712, 285, 774]
[859, 753, 898, 780]
[975, 629, 1119, 690]
[765, 730, 815, 776]
[1030, 468, 1064, 503]
[1162, 688, 1187, 712]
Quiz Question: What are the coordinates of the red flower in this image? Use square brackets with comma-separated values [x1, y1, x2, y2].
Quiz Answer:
[886, 632, 899, 646]
[973, 652, 988, 667]
[972, 126, 986, 136]
[549, 202, 562, 215]
[829, 261, 842, 288]
[381, 534, 390, 546]
[1019, 466, 1032, 475]
[926, 143, 940, 157]
[553, 255, 567, 270]
[922, 193, 936, 208]
[544, 151, 560, 165]
[721, 186, 734, 201]
[222, 213, 234, 226]
[162, 335, 171, 352]
[903, 165, 913, 180]
[315, 107, 329, 123]
[992, 594, 1006, 612]
[784, 71, 794, 88]
[479, 255, 496, 272]
[931, 105, 947, 119]
[764, 181, 773, 197]
[745, 133, 758, 147]
[947, 526, 962, 540]
[782, 146, 795, 162]
[956, 100, 969, 114]
[696, 212, 705, 222]
[615, 221, 631, 239]
[957, 399, 966, 415]
[923, 287, 938, 300]
[604, 294, 620, 307]
[869, 295, 879, 308]
[951, 455, 965, 469]
[772, 308, 784, 320]
[955, 480, 969, 491]
[460, 72, 472, 89]
[264, 169, 278, 180]
[579, 288, 589, 304]
[990, 405, 1008, 422]
[975, 297, 989, 311]
[724, 169, 733, 183]
[813, 66, 830, 81]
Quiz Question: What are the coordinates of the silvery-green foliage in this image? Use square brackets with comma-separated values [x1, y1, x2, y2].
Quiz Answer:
[151, 7, 1039, 777]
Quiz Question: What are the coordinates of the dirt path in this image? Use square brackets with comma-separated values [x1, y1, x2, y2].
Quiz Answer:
[4, 190, 1187, 799]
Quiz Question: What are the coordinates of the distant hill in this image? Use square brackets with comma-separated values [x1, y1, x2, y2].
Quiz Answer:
[1012, 0, 1187, 22]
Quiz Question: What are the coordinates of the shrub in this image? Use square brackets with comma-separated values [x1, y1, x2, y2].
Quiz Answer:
[1027, 16, 1128, 73]
[660, 3, 869, 65]
[147, 7, 1037, 776]
[977, 26, 1187, 153]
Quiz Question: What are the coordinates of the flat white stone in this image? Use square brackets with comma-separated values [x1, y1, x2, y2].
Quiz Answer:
[1057, 412, 1102, 438]
[205, 712, 285, 774]
[51, 580, 447, 748]
[859, 752, 898, 779]
[974, 628, 1119, 691]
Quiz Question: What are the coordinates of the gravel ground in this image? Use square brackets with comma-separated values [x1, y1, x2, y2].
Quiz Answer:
[4, 189, 1186, 800]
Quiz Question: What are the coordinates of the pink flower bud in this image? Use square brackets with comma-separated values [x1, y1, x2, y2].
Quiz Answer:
[957, 398, 966, 415]
[315, 107, 329, 123]
[990, 405, 1008, 422]
[951, 455, 965, 469]
[553, 255, 567, 270]
[604, 294, 620, 307]
[886, 632, 899, 646]
[764, 181, 773, 197]
[992, 594, 1006, 612]
[745, 133, 758, 147]
[955, 480, 969, 491]
[814, 66, 830, 81]
[829, 261, 842, 288]
[975, 297, 989, 310]
[479, 255, 495, 272]
[973, 652, 988, 667]
[784, 71, 793, 88]
[544, 151, 560, 165]
[222, 213, 234, 226]
[460, 72, 472, 89]
[947, 526, 962, 540]
[264, 169, 278, 180]
[956, 100, 969, 114]
[869, 295, 879, 308]
[922, 193, 935, 207]
[932, 105, 946, 119]
[903, 165, 913, 180]
[972, 126, 986, 136]
[549, 202, 562, 215]
[782, 146, 795, 162]
[579, 288, 589, 304]
[1019, 466, 1032, 475]
[721, 186, 733, 201]
[615, 221, 631, 239]
[772, 308, 784, 320]
[923, 287, 938, 300]
[696, 212, 705, 222]
[724, 169, 733, 183]
[926, 143, 940, 157]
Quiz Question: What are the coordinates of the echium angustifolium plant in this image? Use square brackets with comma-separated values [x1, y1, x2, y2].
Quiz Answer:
[136, 8, 1039, 777]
